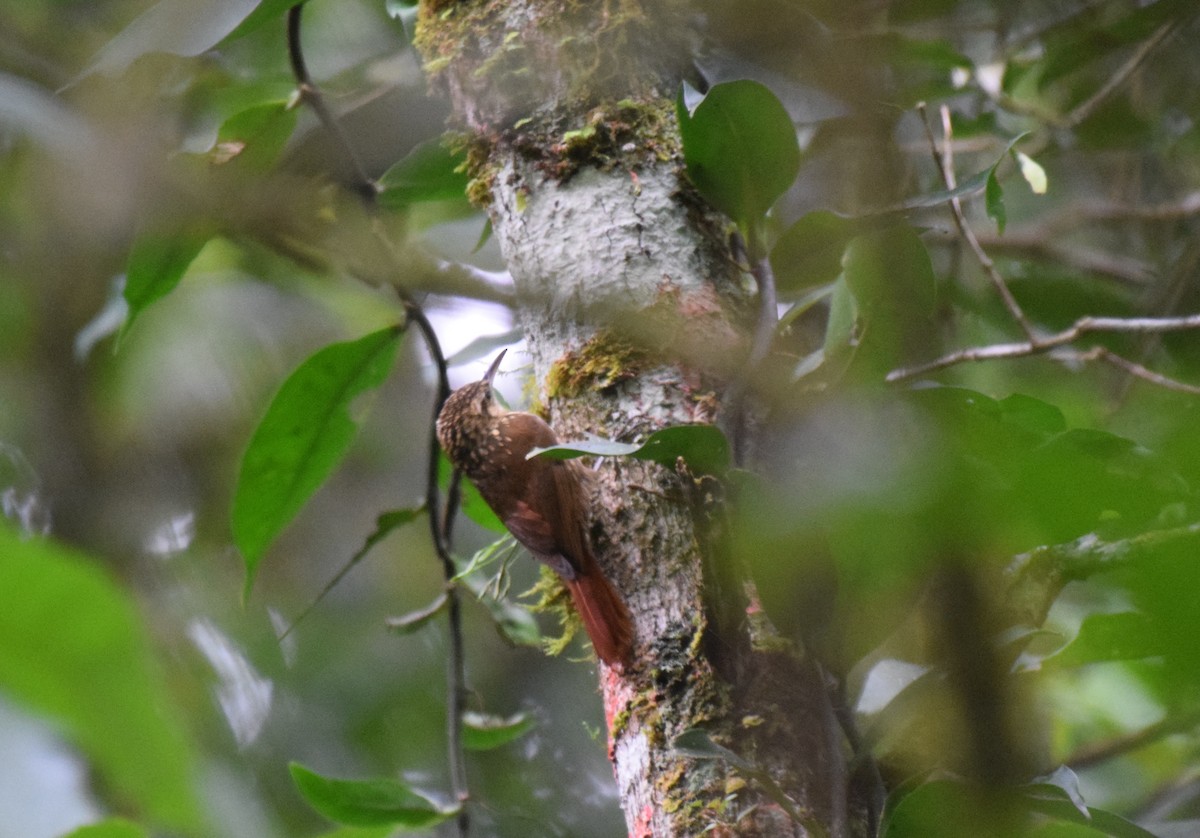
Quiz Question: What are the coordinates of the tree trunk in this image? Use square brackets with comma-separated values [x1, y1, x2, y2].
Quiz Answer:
[416, 2, 868, 834]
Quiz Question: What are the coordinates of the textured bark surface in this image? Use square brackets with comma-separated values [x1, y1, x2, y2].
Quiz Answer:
[417, 1, 866, 835]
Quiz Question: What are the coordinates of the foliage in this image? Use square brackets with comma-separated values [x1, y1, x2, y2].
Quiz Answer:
[1, 0, 1199, 836]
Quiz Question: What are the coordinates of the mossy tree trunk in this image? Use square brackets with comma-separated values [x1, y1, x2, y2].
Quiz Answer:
[416, 2, 868, 835]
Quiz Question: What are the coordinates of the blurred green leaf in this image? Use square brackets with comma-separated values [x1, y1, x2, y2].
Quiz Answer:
[212, 100, 297, 171]
[465, 571, 542, 647]
[677, 80, 800, 234]
[900, 166, 992, 210]
[233, 326, 404, 595]
[289, 763, 459, 828]
[224, 0, 307, 42]
[902, 132, 1028, 214]
[842, 224, 938, 376]
[378, 138, 471, 208]
[771, 211, 860, 294]
[122, 228, 212, 334]
[532, 424, 730, 475]
[62, 819, 150, 838]
[986, 170, 1006, 233]
[313, 826, 398, 838]
[996, 394, 1067, 435]
[1027, 766, 1089, 819]
[1038, 0, 1191, 88]
[0, 526, 201, 832]
[822, 275, 859, 375]
[1047, 612, 1162, 667]
[461, 711, 536, 751]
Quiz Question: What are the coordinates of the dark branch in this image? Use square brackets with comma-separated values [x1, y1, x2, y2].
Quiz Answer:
[286, 6, 469, 833]
[286, 4, 375, 201]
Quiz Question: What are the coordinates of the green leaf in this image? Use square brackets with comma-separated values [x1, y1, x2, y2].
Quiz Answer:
[900, 132, 1029, 213]
[1027, 766, 1089, 819]
[465, 571, 542, 647]
[378, 138, 471, 209]
[842, 224, 938, 376]
[1047, 611, 1163, 667]
[899, 166, 992, 210]
[531, 424, 731, 475]
[461, 711, 536, 751]
[289, 763, 459, 829]
[997, 394, 1067, 435]
[440, 451, 505, 532]
[61, 819, 149, 838]
[223, 0, 306, 43]
[452, 536, 541, 647]
[0, 526, 201, 832]
[313, 826, 399, 838]
[233, 327, 404, 596]
[1023, 789, 1158, 838]
[770, 211, 861, 294]
[822, 275, 858, 373]
[285, 507, 426, 637]
[677, 80, 800, 233]
[122, 228, 212, 333]
[986, 169, 1006, 234]
[212, 101, 298, 172]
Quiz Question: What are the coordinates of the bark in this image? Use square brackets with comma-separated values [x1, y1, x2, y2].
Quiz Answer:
[416, 2, 868, 835]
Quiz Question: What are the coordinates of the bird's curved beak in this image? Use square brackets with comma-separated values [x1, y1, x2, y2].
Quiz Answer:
[482, 349, 507, 386]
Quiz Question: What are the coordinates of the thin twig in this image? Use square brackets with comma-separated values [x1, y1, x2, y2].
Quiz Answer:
[887, 312, 1200, 383]
[286, 5, 375, 201]
[969, 230, 1155, 287]
[286, 7, 470, 834]
[917, 102, 1037, 341]
[1082, 347, 1200, 396]
[1065, 707, 1200, 771]
[1061, 22, 1175, 129]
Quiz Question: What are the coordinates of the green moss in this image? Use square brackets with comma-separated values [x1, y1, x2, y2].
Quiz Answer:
[546, 331, 652, 400]
[415, 0, 688, 184]
[521, 565, 581, 657]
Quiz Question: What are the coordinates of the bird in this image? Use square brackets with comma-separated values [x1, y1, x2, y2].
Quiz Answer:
[436, 350, 634, 667]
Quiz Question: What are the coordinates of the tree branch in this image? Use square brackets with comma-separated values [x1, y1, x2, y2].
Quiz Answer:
[286, 7, 469, 833]
[918, 102, 1037, 341]
[286, 5, 374, 201]
[1060, 22, 1175, 129]
[886, 313, 1200, 384]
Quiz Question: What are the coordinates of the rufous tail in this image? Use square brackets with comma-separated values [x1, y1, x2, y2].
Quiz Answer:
[565, 571, 633, 668]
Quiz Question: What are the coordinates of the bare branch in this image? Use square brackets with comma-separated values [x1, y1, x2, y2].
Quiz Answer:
[971, 230, 1155, 287]
[286, 5, 374, 200]
[887, 312, 1200, 383]
[917, 103, 1037, 341]
[1081, 347, 1200, 396]
[1061, 22, 1176, 129]
[1065, 708, 1200, 771]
